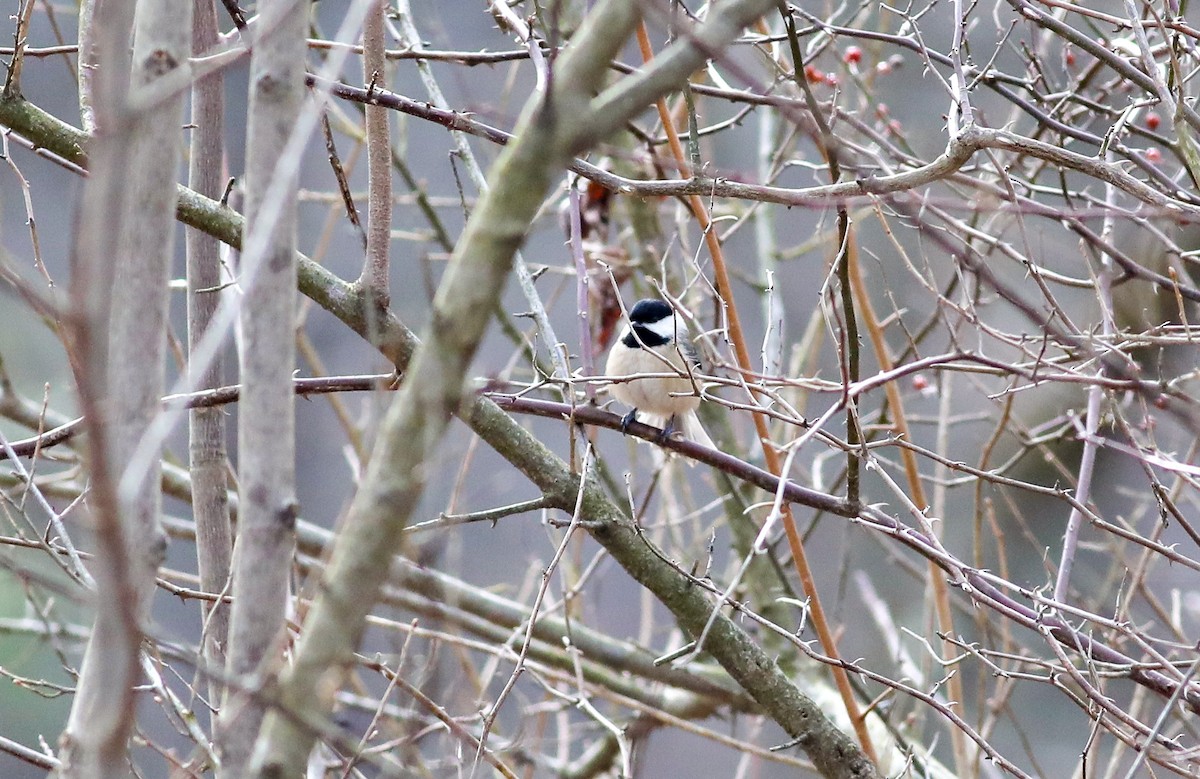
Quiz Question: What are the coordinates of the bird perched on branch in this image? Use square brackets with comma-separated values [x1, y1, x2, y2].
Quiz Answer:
[604, 298, 715, 451]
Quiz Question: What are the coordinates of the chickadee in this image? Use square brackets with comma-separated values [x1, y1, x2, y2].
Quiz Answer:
[604, 298, 715, 450]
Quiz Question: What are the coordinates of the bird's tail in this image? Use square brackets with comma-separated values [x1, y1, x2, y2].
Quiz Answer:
[677, 410, 715, 451]
[639, 411, 715, 466]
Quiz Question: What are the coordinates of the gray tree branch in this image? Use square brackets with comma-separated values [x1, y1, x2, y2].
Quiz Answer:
[58, 0, 191, 776]
[186, 0, 234, 712]
[216, 0, 306, 773]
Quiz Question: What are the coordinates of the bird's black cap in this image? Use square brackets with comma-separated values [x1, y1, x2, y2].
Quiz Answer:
[628, 299, 672, 324]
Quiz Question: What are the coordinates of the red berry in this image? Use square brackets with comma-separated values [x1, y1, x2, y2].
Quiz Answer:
[804, 65, 825, 84]
[912, 374, 930, 391]
[844, 46, 863, 65]
[1145, 147, 1163, 163]
[1146, 112, 1161, 130]
[1154, 395, 1169, 410]
[1065, 49, 1076, 66]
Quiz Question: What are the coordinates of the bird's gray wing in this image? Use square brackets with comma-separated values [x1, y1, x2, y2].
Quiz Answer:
[679, 339, 703, 371]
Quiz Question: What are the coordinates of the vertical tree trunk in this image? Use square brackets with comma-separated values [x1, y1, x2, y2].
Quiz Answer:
[59, 0, 191, 776]
[187, 0, 234, 711]
[216, 0, 306, 773]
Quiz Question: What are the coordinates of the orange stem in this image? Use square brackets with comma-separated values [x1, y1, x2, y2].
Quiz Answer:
[858, 207, 969, 773]
[635, 22, 877, 766]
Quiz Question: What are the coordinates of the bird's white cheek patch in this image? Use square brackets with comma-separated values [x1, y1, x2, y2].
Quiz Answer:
[643, 316, 679, 343]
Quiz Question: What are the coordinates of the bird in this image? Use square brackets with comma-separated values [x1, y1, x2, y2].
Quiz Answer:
[604, 298, 715, 450]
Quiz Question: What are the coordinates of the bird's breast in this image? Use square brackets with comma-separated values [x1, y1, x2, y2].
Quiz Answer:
[604, 344, 701, 415]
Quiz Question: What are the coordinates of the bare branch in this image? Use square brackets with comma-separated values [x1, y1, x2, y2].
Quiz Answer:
[216, 0, 306, 772]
